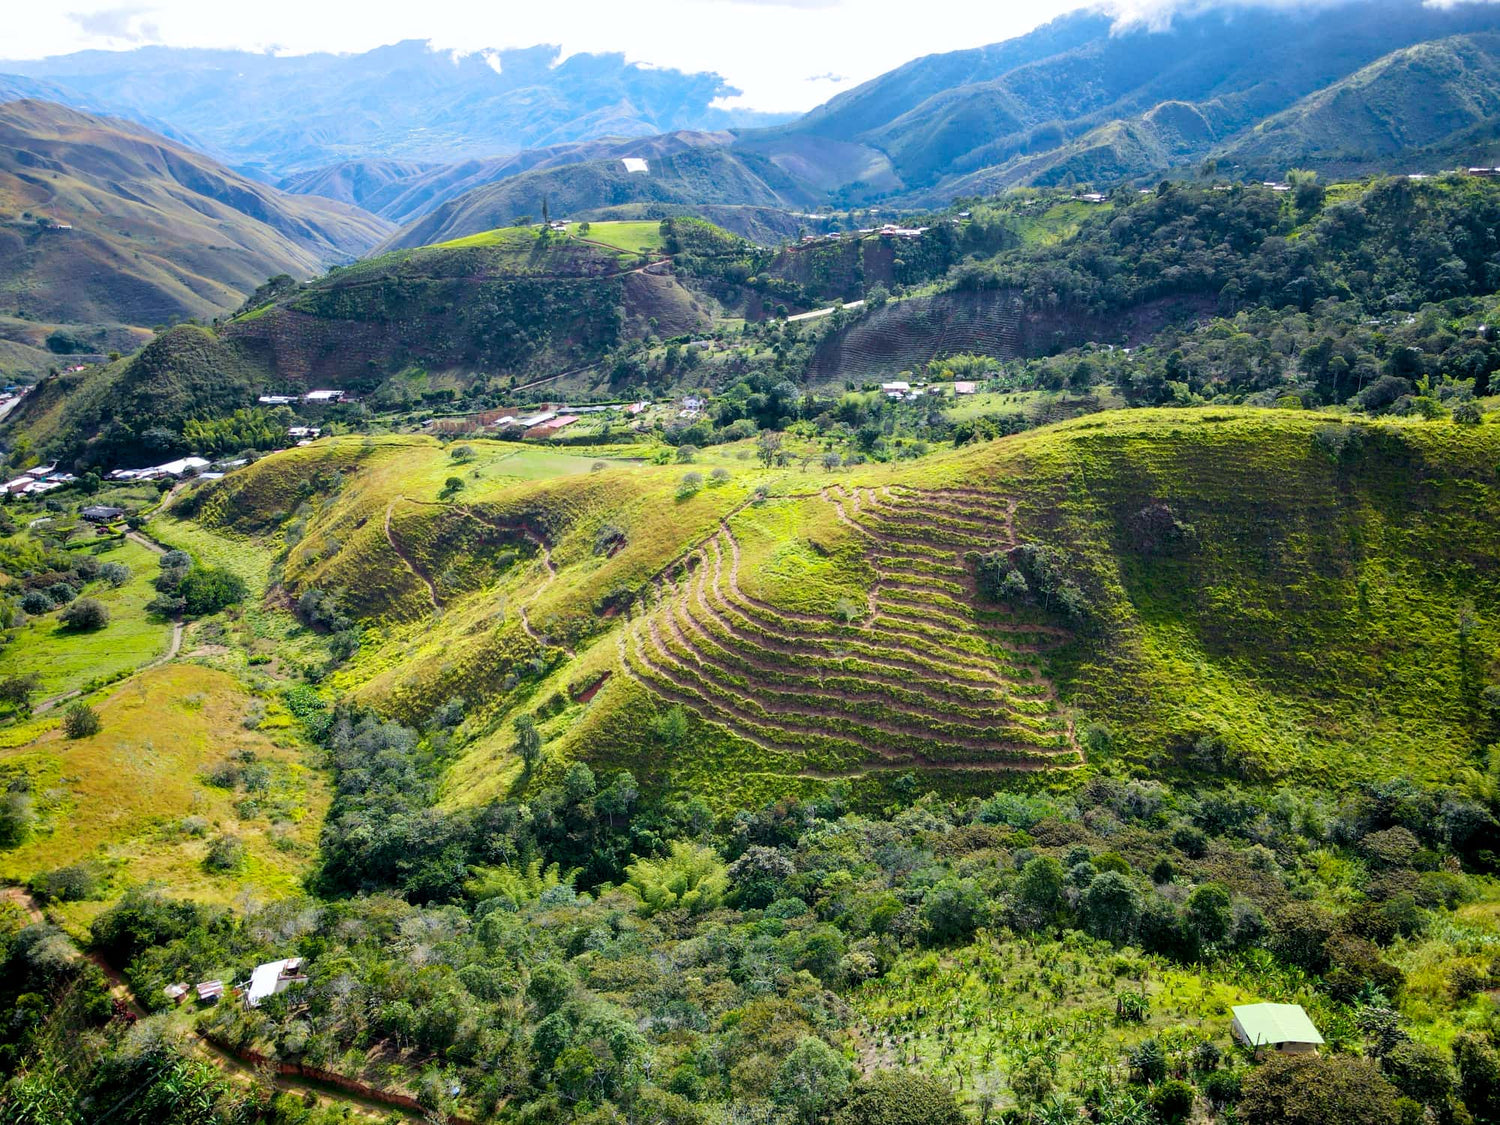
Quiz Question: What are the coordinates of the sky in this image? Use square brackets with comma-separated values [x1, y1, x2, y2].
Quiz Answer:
[5, 0, 1108, 112]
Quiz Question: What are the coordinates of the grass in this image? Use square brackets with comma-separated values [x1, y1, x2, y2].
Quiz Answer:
[0, 536, 171, 701]
[159, 409, 1500, 809]
[0, 663, 328, 935]
[569, 221, 667, 254]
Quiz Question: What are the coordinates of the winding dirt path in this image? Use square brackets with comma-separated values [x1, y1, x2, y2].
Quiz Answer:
[32, 528, 184, 714]
[456, 507, 574, 657]
[384, 498, 441, 613]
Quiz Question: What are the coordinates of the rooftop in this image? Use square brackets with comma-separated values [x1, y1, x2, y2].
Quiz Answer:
[1232, 1003, 1323, 1046]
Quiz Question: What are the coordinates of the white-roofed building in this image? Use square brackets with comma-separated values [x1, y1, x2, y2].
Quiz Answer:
[245, 957, 307, 1007]
[621, 158, 649, 174]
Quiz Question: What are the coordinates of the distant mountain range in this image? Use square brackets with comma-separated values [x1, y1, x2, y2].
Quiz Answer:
[0, 99, 390, 349]
[0, 41, 792, 180]
[319, 0, 1500, 246]
[8, 0, 1500, 345]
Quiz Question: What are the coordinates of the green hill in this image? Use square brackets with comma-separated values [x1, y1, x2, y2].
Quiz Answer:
[5, 221, 733, 467]
[382, 147, 817, 251]
[1217, 34, 1500, 176]
[174, 409, 1500, 809]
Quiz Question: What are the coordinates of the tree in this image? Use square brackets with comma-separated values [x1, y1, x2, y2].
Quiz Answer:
[624, 841, 728, 915]
[1185, 881, 1233, 949]
[1453, 1031, 1500, 1124]
[99, 562, 131, 587]
[773, 1036, 851, 1123]
[833, 1071, 967, 1125]
[63, 703, 101, 739]
[1239, 1054, 1400, 1125]
[514, 713, 543, 772]
[59, 598, 109, 631]
[1012, 855, 1066, 931]
[757, 430, 784, 468]
[1080, 871, 1142, 944]
[177, 567, 246, 615]
[0, 673, 42, 713]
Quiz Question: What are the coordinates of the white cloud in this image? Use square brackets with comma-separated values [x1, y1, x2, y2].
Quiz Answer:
[9, 0, 1089, 112]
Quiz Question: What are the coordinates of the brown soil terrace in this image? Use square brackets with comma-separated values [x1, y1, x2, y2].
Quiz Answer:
[616, 485, 1082, 776]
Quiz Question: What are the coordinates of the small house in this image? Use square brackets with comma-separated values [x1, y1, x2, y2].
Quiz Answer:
[621, 157, 650, 174]
[163, 982, 190, 1005]
[257, 395, 298, 406]
[953, 381, 977, 395]
[302, 389, 345, 404]
[880, 381, 911, 398]
[1231, 1003, 1323, 1056]
[245, 957, 307, 1008]
[195, 980, 224, 1004]
[81, 505, 125, 522]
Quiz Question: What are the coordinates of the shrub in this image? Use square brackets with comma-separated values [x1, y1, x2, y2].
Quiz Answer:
[63, 702, 101, 739]
[178, 567, 247, 615]
[29, 861, 104, 903]
[0, 673, 42, 712]
[59, 597, 109, 631]
[677, 471, 703, 499]
[19, 591, 54, 615]
[46, 582, 77, 605]
[1453, 400, 1483, 425]
[99, 562, 131, 587]
[0, 789, 35, 847]
[1150, 1078, 1195, 1124]
[204, 833, 246, 873]
[832, 1071, 967, 1125]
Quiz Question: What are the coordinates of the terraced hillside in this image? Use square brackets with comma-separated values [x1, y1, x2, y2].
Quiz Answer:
[167, 409, 1500, 811]
[619, 483, 1078, 776]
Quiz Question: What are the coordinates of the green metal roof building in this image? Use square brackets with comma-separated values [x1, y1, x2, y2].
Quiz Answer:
[1231, 1002, 1324, 1054]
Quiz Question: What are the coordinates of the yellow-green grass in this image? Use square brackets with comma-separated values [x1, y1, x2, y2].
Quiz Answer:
[0, 537, 171, 701]
[568, 220, 666, 254]
[174, 408, 1500, 807]
[429, 224, 537, 251]
[0, 663, 328, 935]
[1008, 199, 1110, 246]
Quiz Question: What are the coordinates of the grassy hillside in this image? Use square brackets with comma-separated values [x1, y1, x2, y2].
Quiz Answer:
[382, 147, 816, 251]
[0, 100, 390, 328]
[177, 410, 1500, 811]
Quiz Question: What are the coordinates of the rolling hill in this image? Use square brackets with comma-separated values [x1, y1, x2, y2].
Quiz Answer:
[379, 144, 819, 251]
[0, 99, 391, 369]
[169, 408, 1500, 809]
[6, 221, 729, 468]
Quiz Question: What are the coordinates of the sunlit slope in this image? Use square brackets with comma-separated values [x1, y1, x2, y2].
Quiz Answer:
[184, 411, 1500, 805]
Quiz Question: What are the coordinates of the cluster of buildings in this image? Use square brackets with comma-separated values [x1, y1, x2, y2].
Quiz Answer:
[2, 462, 75, 498]
[257, 389, 349, 407]
[798, 223, 930, 247]
[165, 957, 307, 1010]
[106, 456, 215, 483]
[425, 400, 652, 438]
[879, 380, 980, 401]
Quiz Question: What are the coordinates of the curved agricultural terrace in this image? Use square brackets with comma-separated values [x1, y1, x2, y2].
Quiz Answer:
[618, 484, 1081, 775]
